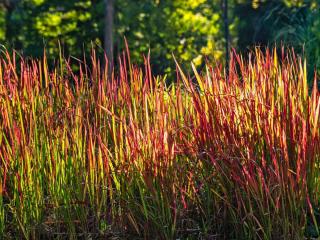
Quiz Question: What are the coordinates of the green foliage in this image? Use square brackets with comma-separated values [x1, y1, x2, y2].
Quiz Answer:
[0, 9, 5, 41]
[0, 0, 318, 81]
[2, 0, 101, 57]
[235, 0, 320, 84]
[0, 0, 228, 77]
[114, 0, 227, 76]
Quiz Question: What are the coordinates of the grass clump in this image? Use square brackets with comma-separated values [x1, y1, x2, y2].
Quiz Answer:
[0, 47, 319, 239]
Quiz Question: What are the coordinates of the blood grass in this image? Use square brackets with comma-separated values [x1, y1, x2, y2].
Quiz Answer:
[0, 47, 319, 239]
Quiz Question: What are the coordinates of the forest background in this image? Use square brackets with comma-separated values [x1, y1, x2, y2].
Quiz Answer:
[0, 0, 319, 79]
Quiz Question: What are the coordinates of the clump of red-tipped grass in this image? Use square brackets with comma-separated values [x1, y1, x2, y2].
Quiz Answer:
[175, 48, 320, 239]
[0, 46, 319, 239]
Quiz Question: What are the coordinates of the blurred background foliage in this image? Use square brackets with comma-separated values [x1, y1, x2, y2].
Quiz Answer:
[0, 0, 319, 79]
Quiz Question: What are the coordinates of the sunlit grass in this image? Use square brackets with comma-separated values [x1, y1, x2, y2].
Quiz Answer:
[0, 46, 319, 239]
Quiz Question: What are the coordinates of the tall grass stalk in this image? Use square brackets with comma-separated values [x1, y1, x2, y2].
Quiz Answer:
[0, 46, 319, 239]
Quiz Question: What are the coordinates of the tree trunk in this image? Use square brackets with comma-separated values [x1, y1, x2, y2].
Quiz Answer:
[222, 0, 230, 80]
[104, 0, 114, 71]
[5, 7, 13, 44]
[3, 0, 18, 46]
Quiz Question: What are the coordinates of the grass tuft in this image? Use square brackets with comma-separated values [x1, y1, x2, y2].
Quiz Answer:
[0, 46, 319, 239]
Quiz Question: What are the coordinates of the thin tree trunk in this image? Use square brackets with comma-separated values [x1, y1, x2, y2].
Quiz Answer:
[104, 0, 114, 71]
[222, 0, 230, 80]
[3, 0, 18, 46]
[5, 7, 13, 44]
